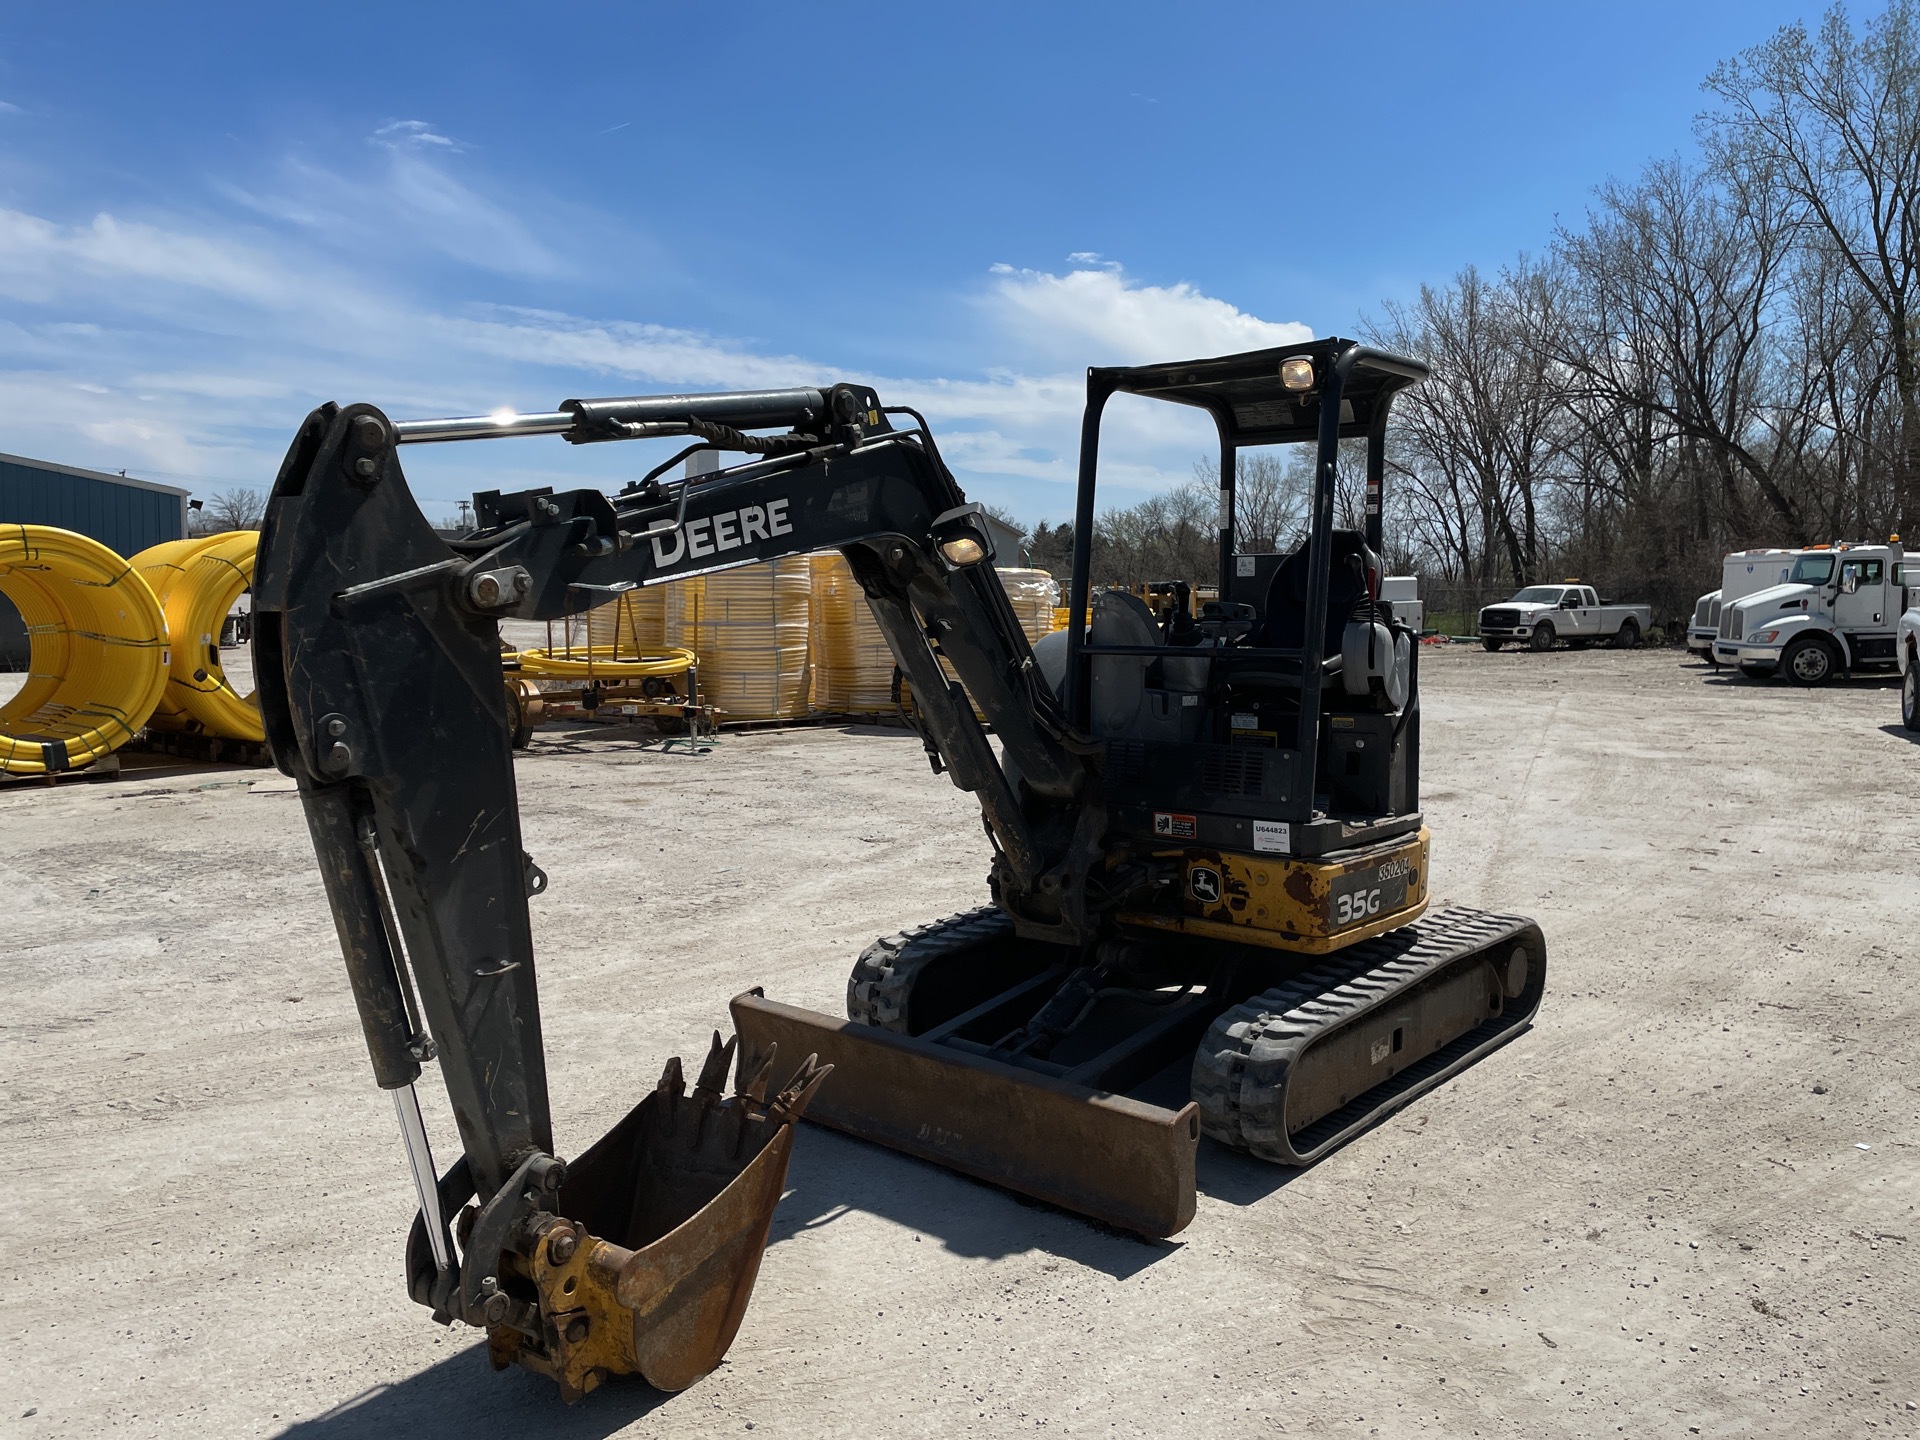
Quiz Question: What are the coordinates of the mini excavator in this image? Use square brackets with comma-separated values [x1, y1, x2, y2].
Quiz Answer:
[254, 339, 1546, 1401]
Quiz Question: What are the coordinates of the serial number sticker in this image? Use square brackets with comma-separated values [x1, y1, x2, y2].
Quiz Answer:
[1153, 811, 1198, 840]
[1370, 1036, 1392, 1065]
[1252, 820, 1290, 853]
[1230, 713, 1260, 730]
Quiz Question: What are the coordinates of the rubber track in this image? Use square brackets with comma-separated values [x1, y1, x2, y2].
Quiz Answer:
[845, 905, 1015, 1032]
[1192, 906, 1547, 1164]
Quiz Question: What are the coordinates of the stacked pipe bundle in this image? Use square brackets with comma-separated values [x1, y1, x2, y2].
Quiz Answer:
[808, 553, 899, 714]
[585, 586, 668, 657]
[0, 525, 169, 775]
[996, 568, 1061, 646]
[666, 558, 812, 720]
[132, 530, 263, 741]
[924, 567, 1062, 717]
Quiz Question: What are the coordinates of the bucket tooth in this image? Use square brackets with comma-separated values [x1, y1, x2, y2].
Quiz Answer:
[655, 1054, 685, 1097]
[693, 1030, 737, 1098]
[736, 1041, 778, 1104]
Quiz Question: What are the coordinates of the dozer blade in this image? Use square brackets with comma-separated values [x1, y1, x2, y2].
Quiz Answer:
[478, 1035, 830, 1401]
[731, 991, 1200, 1238]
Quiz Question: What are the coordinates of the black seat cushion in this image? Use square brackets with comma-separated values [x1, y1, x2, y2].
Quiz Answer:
[1256, 529, 1374, 654]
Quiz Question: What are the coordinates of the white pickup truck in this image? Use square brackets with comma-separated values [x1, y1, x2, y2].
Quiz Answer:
[1479, 584, 1653, 652]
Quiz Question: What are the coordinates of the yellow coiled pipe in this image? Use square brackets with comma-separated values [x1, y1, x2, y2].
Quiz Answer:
[0, 524, 169, 775]
[507, 645, 696, 680]
[131, 530, 263, 741]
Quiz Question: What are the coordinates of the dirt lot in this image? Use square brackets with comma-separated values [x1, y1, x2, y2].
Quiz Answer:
[3, 646, 1917, 1439]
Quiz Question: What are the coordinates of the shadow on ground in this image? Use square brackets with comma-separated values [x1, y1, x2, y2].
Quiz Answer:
[770, 1126, 1179, 1278]
[275, 1346, 671, 1439]
[1698, 668, 1901, 690]
[1880, 723, 1920, 745]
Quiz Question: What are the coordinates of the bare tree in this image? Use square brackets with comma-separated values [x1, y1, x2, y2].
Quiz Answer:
[1369, 263, 1568, 585]
[195, 487, 267, 534]
[1705, 0, 1920, 531]
[1550, 155, 1801, 536]
[1195, 452, 1309, 553]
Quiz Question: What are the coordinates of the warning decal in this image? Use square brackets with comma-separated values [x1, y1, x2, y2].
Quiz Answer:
[1152, 811, 1199, 840]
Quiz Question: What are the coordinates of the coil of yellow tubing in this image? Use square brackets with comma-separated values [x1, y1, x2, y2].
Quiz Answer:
[130, 530, 263, 741]
[506, 645, 696, 680]
[0, 524, 169, 775]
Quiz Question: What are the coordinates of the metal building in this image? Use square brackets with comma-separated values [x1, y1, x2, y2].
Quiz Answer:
[0, 451, 190, 557]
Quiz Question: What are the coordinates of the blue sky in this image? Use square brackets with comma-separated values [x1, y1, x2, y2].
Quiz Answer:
[0, 1, 1839, 526]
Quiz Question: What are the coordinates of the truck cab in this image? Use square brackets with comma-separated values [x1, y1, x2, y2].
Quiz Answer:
[1713, 542, 1913, 684]
[1689, 548, 1799, 663]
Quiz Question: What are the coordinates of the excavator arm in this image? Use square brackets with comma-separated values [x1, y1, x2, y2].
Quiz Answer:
[252, 382, 1101, 1398]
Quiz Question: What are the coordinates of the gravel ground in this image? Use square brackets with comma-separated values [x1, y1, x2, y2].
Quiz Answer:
[2, 646, 1917, 1439]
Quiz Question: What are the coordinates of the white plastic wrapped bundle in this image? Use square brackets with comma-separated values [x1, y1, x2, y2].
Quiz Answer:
[809, 553, 899, 714]
[586, 586, 668, 657]
[924, 568, 1062, 719]
[665, 558, 812, 720]
[995, 568, 1060, 644]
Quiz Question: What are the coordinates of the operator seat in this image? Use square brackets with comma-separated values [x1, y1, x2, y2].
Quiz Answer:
[1256, 529, 1377, 654]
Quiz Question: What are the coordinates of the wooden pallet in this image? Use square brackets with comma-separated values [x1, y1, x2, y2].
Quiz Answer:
[129, 731, 273, 767]
[0, 752, 123, 789]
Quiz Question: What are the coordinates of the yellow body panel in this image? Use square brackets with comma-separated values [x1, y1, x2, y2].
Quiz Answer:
[1122, 827, 1430, 955]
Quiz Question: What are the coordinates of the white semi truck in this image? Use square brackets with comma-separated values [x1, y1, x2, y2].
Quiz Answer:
[1712, 541, 1920, 684]
[1687, 549, 1800, 663]
[1479, 583, 1652, 652]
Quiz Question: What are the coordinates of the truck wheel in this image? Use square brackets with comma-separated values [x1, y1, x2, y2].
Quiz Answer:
[1904, 653, 1920, 732]
[1528, 621, 1555, 652]
[1781, 634, 1840, 686]
[1611, 618, 1641, 650]
[1481, 637, 1503, 652]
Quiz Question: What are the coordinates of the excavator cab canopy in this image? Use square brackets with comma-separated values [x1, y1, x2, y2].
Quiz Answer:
[1093, 338, 1425, 449]
[1061, 339, 1429, 842]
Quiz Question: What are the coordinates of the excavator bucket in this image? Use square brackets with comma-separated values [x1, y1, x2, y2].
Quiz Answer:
[478, 1036, 830, 1401]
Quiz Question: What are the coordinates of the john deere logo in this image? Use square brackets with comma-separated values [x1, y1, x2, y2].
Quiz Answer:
[1190, 867, 1222, 904]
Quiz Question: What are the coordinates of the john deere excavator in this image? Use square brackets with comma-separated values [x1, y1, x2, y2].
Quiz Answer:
[254, 338, 1545, 1402]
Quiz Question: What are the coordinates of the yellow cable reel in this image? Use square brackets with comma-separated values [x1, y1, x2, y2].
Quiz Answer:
[131, 530, 263, 741]
[506, 645, 696, 681]
[0, 524, 169, 775]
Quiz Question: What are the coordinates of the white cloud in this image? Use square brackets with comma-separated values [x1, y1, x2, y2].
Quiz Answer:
[985, 258, 1311, 366]
[373, 119, 461, 151]
[0, 181, 1305, 520]
[0, 101, 21, 115]
[0, 207, 301, 307]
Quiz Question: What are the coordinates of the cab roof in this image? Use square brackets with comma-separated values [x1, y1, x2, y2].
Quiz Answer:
[1090, 337, 1428, 448]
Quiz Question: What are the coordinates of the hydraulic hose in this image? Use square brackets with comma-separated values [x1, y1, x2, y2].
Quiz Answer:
[506, 645, 696, 680]
[131, 530, 263, 741]
[0, 524, 169, 775]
